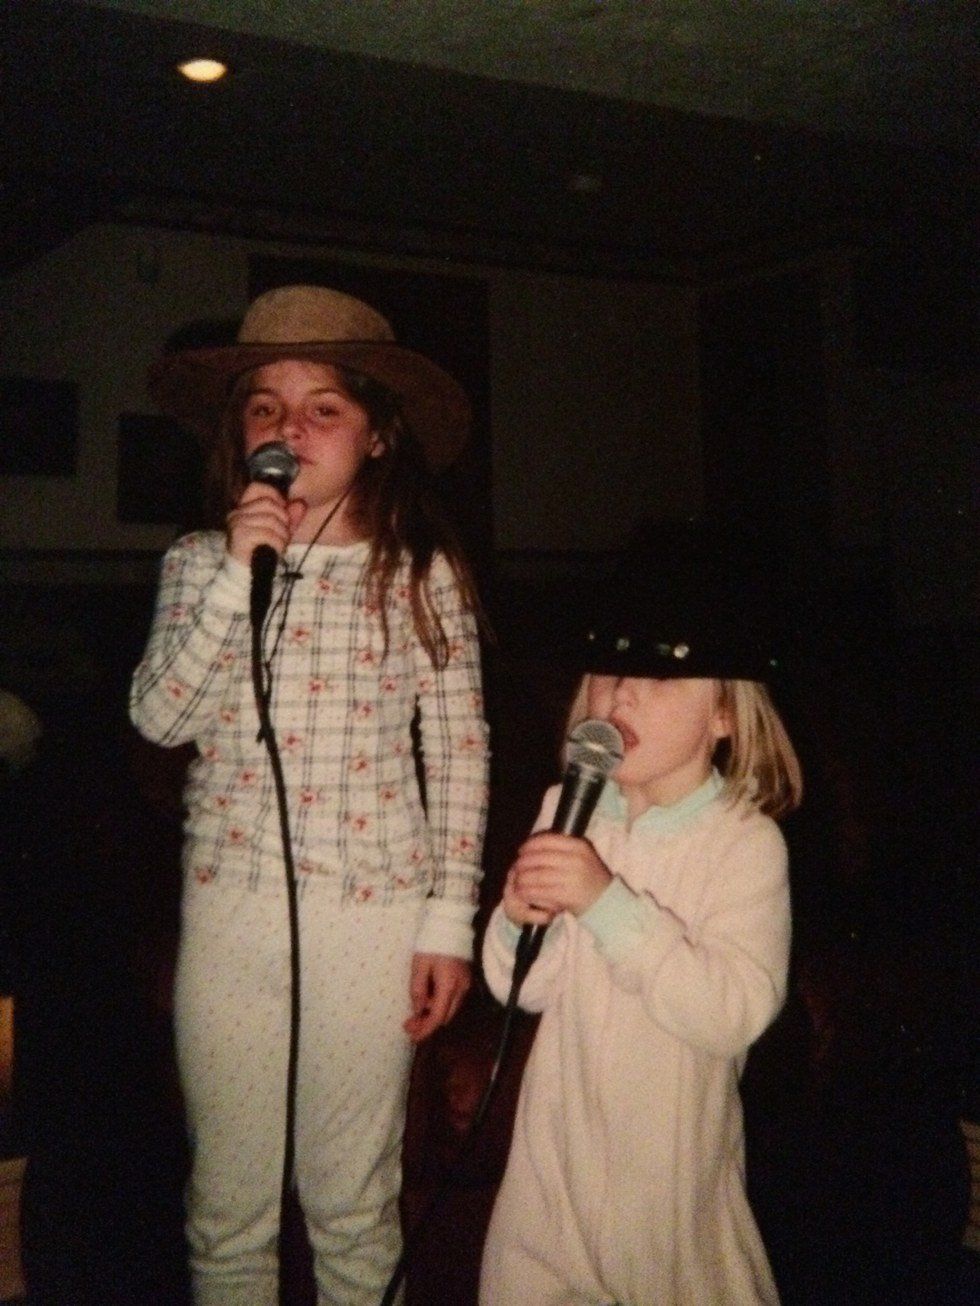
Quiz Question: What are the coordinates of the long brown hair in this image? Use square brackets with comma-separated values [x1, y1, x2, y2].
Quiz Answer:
[205, 364, 486, 667]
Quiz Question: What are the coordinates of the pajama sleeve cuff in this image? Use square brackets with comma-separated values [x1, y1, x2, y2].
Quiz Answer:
[415, 896, 475, 960]
[579, 876, 664, 965]
[496, 914, 523, 950]
[496, 912, 564, 958]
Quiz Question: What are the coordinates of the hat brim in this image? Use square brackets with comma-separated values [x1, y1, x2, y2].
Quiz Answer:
[581, 628, 780, 682]
[148, 340, 471, 471]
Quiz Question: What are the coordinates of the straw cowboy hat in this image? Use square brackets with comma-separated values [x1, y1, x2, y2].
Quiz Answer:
[148, 284, 471, 470]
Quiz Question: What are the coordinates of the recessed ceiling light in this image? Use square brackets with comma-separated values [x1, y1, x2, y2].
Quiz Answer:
[177, 58, 228, 83]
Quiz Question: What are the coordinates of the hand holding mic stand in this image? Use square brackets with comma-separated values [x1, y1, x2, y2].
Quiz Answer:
[243, 441, 300, 746]
[244, 440, 301, 632]
[513, 717, 624, 983]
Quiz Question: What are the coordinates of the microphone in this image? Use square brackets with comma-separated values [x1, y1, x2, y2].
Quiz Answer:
[515, 718, 624, 977]
[244, 441, 300, 630]
[551, 717, 625, 838]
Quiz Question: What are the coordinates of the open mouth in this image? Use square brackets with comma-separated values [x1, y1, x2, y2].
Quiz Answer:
[612, 718, 638, 751]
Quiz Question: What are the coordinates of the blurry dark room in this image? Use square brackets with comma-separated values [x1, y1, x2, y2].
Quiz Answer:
[1, 2, 977, 1303]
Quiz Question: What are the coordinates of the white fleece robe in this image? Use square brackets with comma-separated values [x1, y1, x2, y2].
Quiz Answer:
[480, 773, 789, 1306]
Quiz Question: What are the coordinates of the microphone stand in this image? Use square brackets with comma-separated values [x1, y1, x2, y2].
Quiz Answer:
[249, 564, 303, 1301]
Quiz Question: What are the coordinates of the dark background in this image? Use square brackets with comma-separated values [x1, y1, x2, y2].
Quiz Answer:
[1, 2, 977, 1303]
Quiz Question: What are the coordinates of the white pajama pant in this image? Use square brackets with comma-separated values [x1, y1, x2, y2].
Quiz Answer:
[174, 875, 422, 1306]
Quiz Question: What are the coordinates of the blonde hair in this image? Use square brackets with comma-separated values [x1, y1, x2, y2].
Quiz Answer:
[566, 675, 802, 820]
[715, 679, 802, 818]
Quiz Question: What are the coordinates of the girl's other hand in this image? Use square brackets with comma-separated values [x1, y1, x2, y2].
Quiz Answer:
[226, 483, 306, 567]
[404, 954, 471, 1043]
[506, 832, 613, 920]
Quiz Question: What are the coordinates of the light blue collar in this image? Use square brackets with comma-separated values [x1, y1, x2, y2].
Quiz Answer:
[596, 768, 725, 833]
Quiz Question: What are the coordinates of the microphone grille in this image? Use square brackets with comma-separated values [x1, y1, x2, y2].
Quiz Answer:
[565, 718, 624, 776]
[245, 441, 300, 492]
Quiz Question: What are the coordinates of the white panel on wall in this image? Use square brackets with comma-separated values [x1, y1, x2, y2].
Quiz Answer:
[0, 224, 703, 556]
[0, 225, 249, 553]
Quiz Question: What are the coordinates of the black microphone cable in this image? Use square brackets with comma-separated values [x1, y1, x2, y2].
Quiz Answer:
[249, 617, 303, 1268]
[378, 957, 531, 1306]
[378, 719, 623, 1305]
[242, 442, 301, 1287]
[242, 443, 360, 1299]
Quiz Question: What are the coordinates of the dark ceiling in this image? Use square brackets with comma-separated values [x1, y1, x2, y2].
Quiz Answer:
[71, 0, 980, 154]
[2, 0, 976, 283]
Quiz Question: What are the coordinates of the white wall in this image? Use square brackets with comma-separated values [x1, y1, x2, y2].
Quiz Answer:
[0, 224, 703, 558]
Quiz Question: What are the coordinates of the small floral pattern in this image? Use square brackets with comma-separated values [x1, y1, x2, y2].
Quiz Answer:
[130, 534, 489, 940]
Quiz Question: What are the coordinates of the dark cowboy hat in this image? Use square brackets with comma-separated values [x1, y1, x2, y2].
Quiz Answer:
[581, 521, 782, 682]
[148, 284, 471, 470]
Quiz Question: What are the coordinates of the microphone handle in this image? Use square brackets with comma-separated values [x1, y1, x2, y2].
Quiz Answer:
[250, 543, 278, 630]
[515, 764, 607, 980]
[550, 764, 607, 838]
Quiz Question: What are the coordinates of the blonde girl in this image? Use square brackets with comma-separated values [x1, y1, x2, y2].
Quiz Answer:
[480, 539, 801, 1306]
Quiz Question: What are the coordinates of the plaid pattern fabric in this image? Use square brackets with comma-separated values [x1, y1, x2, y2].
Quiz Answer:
[130, 532, 489, 955]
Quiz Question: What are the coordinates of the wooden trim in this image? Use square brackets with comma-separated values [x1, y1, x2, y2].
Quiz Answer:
[0, 1156, 26, 1301]
[0, 1000, 12, 1105]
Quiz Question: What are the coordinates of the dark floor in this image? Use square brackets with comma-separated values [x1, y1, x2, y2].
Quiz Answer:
[4, 895, 975, 1306]
[6, 984, 978, 1306]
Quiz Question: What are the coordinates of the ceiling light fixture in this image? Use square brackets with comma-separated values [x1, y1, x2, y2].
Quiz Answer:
[177, 58, 228, 83]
